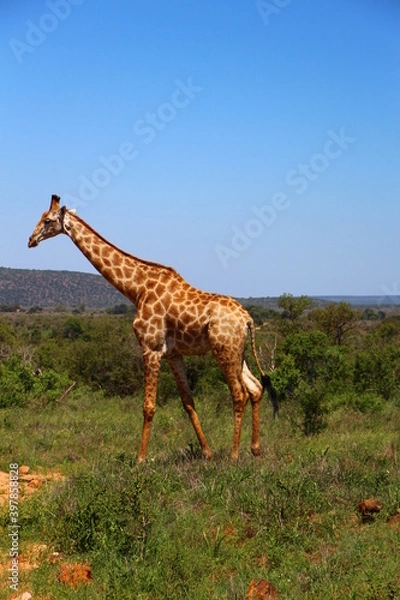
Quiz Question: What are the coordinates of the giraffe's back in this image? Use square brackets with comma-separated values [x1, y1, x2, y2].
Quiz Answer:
[134, 268, 252, 356]
[163, 284, 251, 356]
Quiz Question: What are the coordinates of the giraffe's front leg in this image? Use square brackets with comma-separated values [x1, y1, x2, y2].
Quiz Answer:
[137, 349, 162, 463]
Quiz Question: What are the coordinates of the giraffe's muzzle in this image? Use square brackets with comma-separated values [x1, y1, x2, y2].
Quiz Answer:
[28, 236, 38, 248]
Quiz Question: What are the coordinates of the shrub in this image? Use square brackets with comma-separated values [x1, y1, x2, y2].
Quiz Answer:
[0, 356, 34, 407]
[0, 317, 16, 359]
[282, 330, 330, 384]
[295, 381, 328, 436]
[354, 345, 400, 400]
[331, 391, 384, 413]
[0, 356, 72, 408]
[279, 330, 349, 384]
[270, 354, 301, 399]
[62, 317, 84, 340]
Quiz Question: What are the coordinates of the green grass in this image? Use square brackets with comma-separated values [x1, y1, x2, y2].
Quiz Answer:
[0, 389, 399, 599]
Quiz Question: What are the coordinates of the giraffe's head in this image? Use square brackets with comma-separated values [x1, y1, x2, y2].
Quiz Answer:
[28, 194, 75, 248]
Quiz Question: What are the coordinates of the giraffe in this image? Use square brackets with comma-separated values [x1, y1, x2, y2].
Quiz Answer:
[28, 195, 277, 462]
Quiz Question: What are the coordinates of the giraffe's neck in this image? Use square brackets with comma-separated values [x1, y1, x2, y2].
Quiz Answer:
[62, 211, 171, 306]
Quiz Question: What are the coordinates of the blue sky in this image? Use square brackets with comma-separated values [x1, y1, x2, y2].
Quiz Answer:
[1, 0, 399, 298]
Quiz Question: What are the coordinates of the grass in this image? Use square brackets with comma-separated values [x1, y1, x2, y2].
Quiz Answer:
[0, 388, 399, 599]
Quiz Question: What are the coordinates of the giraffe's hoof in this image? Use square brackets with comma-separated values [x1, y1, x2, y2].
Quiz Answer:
[202, 449, 213, 461]
[251, 445, 261, 457]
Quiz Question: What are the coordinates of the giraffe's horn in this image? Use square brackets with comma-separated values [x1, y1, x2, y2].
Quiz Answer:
[50, 194, 61, 209]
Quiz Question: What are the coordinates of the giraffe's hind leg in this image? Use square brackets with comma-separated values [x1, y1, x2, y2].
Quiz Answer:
[209, 315, 263, 460]
[226, 369, 248, 461]
[167, 355, 212, 460]
[211, 349, 248, 461]
[242, 361, 263, 457]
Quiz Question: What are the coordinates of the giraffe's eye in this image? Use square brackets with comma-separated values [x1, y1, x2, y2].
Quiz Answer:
[44, 218, 51, 224]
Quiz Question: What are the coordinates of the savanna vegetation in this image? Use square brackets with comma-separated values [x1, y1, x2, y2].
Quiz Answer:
[0, 296, 399, 599]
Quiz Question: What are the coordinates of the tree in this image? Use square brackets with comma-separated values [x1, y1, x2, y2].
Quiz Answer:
[310, 302, 359, 345]
[277, 294, 313, 332]
[63, 318, 84, 340]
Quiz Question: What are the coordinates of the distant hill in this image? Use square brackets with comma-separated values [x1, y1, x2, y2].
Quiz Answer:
[0, 267, 129, 309]
[1, 267, 399, 310]
[314, 295, 400, 307]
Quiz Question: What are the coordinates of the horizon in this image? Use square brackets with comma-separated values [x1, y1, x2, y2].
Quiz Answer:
[2, 265, 400, 307]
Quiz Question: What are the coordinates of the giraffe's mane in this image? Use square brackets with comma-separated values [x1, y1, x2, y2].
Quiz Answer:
[71, 212, 182, 278]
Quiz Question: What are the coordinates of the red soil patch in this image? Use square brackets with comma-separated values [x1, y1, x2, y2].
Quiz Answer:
[246, 579, 279, 599]
[358, 498, 382, 522]
[388, 513, 400, 530]
[59, 563, 93, 587]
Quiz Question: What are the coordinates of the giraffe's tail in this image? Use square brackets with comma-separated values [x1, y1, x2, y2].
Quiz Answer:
[260, 372, 279, 417]
[248, 321, 279, 417]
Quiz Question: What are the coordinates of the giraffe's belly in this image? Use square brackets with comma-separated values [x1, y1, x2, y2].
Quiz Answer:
[165, 329, 211, 356]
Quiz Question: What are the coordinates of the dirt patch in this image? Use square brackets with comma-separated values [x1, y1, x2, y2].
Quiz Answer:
[18, 544, 55, 573]
[246, 579, 279, 599]
[357, 497, 382, 523]
[1, 541, 62, 599]
[1, 465, 65, 597]
[59, 563, 93, 588]
[388, 513, 400, 530]
[0, 466, 63, 507]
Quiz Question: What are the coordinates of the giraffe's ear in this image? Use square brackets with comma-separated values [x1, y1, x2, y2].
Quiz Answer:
[68, 208, 77, 215]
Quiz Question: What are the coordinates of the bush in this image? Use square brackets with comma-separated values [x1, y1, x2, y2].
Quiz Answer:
[106, 303, 134, 315]
[331, 391, 384, 413]
[295, 381, 328, 436]
[354, 345, 400, 400]
[270, 354, 301, 399]
[0, 356, 34, 406]
[282, 330, 330, 384]
[62, 317, 84, 340]
[278, 330, 351, 394]
[35, 316, 143, 397]
[0, 318, 16, 359]
[0, 356, 72, 407]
